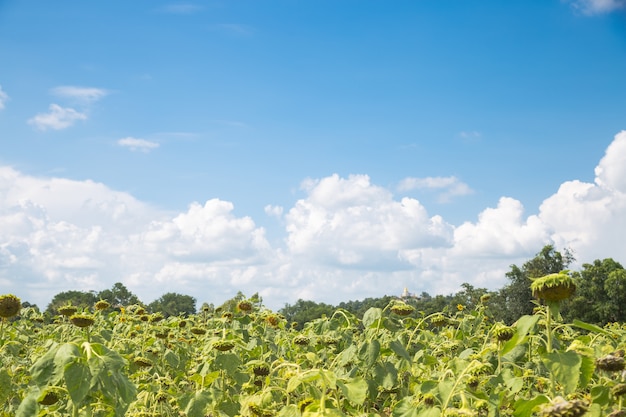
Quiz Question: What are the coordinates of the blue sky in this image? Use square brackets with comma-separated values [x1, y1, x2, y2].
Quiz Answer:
[1, 0, 625, 309]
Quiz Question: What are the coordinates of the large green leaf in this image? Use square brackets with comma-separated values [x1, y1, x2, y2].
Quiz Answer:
[64, 359, 91, 405]
[512, 395, 549, 417]
[15, 387, 39, 417]
[337, 378, 368, 406]
[390, 339, 411, 362]
[359, 339, 380, 368]
[215, 352, 241, 376]
[502, 315, 539, 355]
[362, 308, 382, 328]
[542, 350, 582, 394]
[183, 390, 211, 417]
[392, 396, 419, 417]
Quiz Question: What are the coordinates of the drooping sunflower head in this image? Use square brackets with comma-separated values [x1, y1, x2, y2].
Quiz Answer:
[94, 300, 111, 311]
[538, 397, 588, 417]
[390, 301, 415, 316]
[0, 294, 21, 318]
[213, 340, 235, 351]
[57, 304, 78, 317]
[237, 300, 253, 312]
[493, 323, 516, 342]
[69, 313, 96, 328]
[37, 386, 64, 405]
[530, 271, 576, 302]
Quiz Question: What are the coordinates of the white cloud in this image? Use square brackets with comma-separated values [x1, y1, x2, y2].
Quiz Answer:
[2, 131, 626, 310]
[0, 85, 8, 110]
[264, 204, 284, 218]
[158, 3, 203, 14]
[567, 0, 626, 14]
[398, 176, 474, 202]
[117, 137, 160, 152]
[51, 86, 108, 103]
[27, 104, 87, 130]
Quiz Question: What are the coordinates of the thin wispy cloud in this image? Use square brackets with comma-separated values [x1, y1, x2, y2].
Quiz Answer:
[0, 85, 8, 110]
[209, 23, 254, 36]
[28, 104, 87, 130]
[158, 3, 203, 14]
[398, 176, 474, 203]
[566, 0, 626, 14]
[51, 86, 109, 103]
[118, 137, 160, 152]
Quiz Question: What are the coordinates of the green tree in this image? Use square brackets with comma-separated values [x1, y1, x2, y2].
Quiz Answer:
[148, 292, 196, 317]
[97, 282, 141, 308]
[46, 290, 98, 315]
[280, 299, 336, 329]
[496, 245, 574, 324]
[562, 258, 625, 324]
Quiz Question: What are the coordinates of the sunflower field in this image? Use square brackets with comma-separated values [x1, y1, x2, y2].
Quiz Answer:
[1, 281, 626, 417]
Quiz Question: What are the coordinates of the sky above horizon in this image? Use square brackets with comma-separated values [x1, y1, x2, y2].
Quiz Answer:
[1, 0, 625, 310]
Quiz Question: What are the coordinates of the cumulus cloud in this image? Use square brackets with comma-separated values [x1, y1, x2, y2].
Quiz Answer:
[285, 174, 454, 268]
[398, 176, 474, 202]
[0, 85, 8, 110]
[51, 86, 108, 103]
[27, 104, 87, 130]
[566, 0, 626, 14]
[117, 137, 160, 152]
[2, 131, 626, 310]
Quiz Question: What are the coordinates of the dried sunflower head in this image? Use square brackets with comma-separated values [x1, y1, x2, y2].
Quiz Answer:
[539, 397, 587, 417]
[37, 387, 64, 405]
[213, 340, 235, 351]
[0, 294, 21, 318]
[390, 302, 415, 316]
[596, 354, 625, 372]
[531, 272, 576, 302]
[57, 305, 78, 317]
[493, 323, 516, 342]
[430, 313, 448, 327]
[94, 300, 111, 311]
[133, 357, 153, 368]
[69, 313, 95, 328]
[252, 363, 270, 376]
[190, 327, 206, 335]
[237, 300, 253, 312]
[293, 335, 310, 346]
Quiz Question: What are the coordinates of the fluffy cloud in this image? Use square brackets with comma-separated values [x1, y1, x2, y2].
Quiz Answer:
[286, 174, 454, 268]
[117, 137, 160, 152]
[27, 104, 87, 130]
[567, 0, 626, 14]
[0, 85, 8, 110]
[2, 131, 626, 310]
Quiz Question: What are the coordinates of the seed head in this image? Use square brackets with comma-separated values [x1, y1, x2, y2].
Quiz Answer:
[94, 300, 110, 311]
[252, 364, 270, 376]
[596, 354, 626, 372]
[190, 327, 206, 335]
[213, 340, 235, 351]
[612, 384, 626, 397]
[38, 387, 63, 405]
[237, 300, 253, 312]
[69, 313, 95, 328]
[539, 397, 587, 417]
[493, 324, 516, 342]
[293, 335, 310, 346]
[133, 357, 153, 367]
[531, 272, 576, 302]
[0, 294, 21, 318]
[57, 305, 78, 317]
[390, 302, 415, 316]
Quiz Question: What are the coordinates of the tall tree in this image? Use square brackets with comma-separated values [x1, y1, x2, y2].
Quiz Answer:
[97, 282, 141, 308]
[148, 292, 196, 317]
[46, 290, 98, 315]
[562, 258, 625, 324]
[496, 245, 574, 324]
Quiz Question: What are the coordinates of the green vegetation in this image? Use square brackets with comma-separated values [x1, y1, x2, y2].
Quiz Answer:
[2, 245, 626, 416]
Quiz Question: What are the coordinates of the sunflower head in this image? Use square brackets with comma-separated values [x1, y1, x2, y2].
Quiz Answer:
[539, 397, 587, 417]
[596, 354, 625, 372]
[213, 340, 235, 351]
[390, 302, 415, 316]
[237, 300, 253, 312]
[69, 313, 95, 328]
[57, 305, 78, 317]
[94, 300, 111, 311]
[531, 271, 576, 302]
[37, 387, 64, 405]
[0, 294, 21, 318]
[493, 323, 516, 342]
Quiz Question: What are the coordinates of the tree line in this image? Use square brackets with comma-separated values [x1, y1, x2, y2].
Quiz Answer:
[18, 245, 626, 326]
